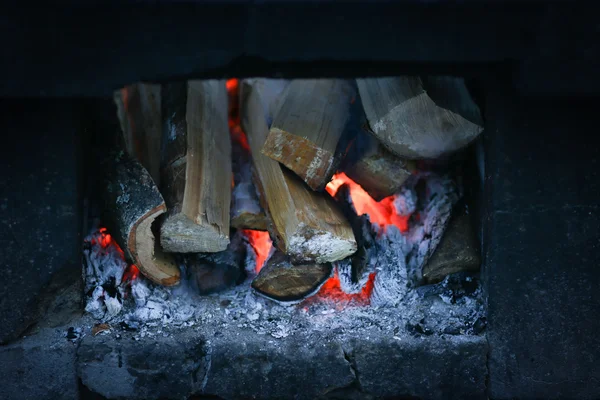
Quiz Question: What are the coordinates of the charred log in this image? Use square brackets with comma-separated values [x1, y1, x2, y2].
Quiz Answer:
[251, 251, 332, 303]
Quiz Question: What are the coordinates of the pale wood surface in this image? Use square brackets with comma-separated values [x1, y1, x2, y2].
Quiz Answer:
[344, 128, 415, 200]
[160, 80, 232, 253]
[263, 79, 355, 191]
[356, 76, 483, 159]
[113, 83, 162, 183]
[241, 79, 357, 263]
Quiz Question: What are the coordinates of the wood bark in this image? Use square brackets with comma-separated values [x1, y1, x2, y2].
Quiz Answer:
[356, 76, 483, 159]
[262, 79, 355, 191]
[113, 83, 162, 183]
[422, 207, 480, 284]
[160, 80, 232, 253]
[102, 151, 180, 286]
[251, 251, 332, 302]
[343, 127, 415, 200]
[241, 79, 357, 264]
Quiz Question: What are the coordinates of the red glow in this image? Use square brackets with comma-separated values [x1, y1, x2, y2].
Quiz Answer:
[230, 123, 250, 152]
[88, 227, 138, 283]
[307, 270, 376, 307]
[326, 173, 409, 233]
[226, 78, 238, 92]
[242, 230, 273, 273]
[122, 264, 140, 282]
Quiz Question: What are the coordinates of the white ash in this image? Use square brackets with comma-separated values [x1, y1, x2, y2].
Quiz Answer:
[336, 258, 375, 294]
[370, 226, 410, 307]
[393, 185, 418, 216]
[82, 227, 128, 320]
[82, 173, 483, 339]
[288, 227, 356, 264]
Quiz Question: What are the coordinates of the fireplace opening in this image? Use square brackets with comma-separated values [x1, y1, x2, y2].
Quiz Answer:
[82, 77, 486, 341]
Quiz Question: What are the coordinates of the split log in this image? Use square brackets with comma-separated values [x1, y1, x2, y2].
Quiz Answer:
[185, 232, 246, 294]
[356, 76, 483, 159]
[241, 79, 357, 264]
[422, 206, 480, 284]
[113, 83, 162, 183]
[230, 123, 268, 231]
[262, 79, 355, 191]
[343, 126, 416, 201]
[251, 251, 332, 302]
[102, 151, 180, 286]
[160, 80, 232, 253]
[242, 78, 290, 127]
[334, 184, 377, 292]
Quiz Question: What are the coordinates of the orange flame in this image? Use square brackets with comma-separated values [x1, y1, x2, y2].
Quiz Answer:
[242, 230, 273, 273]
[89, 227, 138, 283]
[326, 172, 409, 233]
[305, 270, 376, 307]
[122, 264, 140, 282]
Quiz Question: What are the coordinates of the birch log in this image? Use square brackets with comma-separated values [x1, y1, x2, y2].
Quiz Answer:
[102, 151, 180, 286]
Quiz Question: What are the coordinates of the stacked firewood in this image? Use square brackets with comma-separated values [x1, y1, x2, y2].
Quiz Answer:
[105, 75, 483, 301]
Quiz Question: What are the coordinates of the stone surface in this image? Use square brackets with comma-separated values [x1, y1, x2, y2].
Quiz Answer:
[0, 100, 83, 344]
[484, 81, 600, 398]
[203, 331, 355, 399]
[350, 335, 487, 400]
[77, 329, 207, 400]
[0, 328, 79, 400]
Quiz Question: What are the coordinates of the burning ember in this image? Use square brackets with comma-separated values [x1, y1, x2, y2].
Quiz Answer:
[309, 271, 376, 308]
[326, 172, 410, 233]
[242, 229, 273, 273]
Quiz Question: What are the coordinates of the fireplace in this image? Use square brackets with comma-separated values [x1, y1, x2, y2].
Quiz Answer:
[1, 2, 600, 400]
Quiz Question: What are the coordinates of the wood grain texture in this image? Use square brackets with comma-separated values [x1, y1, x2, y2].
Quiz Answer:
[344, 127, 415, 201]
[263, 79, 355, 191]
[251, 251, 332, 303]
[103, 151, 180, 286]
[113, 83, 162, 183]
[160, 80, 232, 253]
[356, 76, 483, 159]
[241, 79, 357, 264]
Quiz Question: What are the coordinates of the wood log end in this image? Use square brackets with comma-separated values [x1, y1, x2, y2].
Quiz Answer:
[262, 127, 336, 191]
[231, 213, 269, 231]
[374, 93, 483, 159]
[286, 226, 357, 264]
[251, 252, 333, 303]
[160, 214, 230, 253]
[129, 205, 181, 286]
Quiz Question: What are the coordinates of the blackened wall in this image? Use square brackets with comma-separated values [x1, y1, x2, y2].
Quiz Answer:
[0, 101, 84, 343]
[483, 81, 600, 398]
